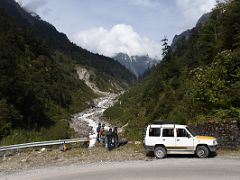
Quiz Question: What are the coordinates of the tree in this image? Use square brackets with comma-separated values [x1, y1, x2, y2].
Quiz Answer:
[0, 99, 12, 137]
[161, 36, 170, 57]
[188, 50, 240, 117]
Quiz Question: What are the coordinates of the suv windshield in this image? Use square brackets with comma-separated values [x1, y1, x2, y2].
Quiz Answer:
[186, 127, 196, 137]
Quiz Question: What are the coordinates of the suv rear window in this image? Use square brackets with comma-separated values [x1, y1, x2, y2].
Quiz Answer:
[162, 128, 174, 137]
[149, 128, 160, 137]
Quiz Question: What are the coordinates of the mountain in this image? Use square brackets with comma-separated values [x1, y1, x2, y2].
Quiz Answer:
[0, 0, 136, 145]
[104, 0, 240, 140]
[0, 0, 136, 91]
[171, 13, 211, 53]
[196, 13, 211, 27]
[113, 53, 159, 78]
[171, 29, 192, 53]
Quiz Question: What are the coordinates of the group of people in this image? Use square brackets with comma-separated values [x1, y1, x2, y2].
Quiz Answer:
[96, 123, 119, 151]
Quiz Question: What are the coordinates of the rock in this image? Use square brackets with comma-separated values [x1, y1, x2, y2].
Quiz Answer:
[135, 141, 141, 145]
[3, 154, 6, 161]
[21, 154, 31, 163]
[40, 148, 47, 153]
[38, 148, 46, 154]
[21, 158, 28, 162]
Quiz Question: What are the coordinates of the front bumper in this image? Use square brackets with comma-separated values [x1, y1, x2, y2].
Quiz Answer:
[209, 145, 218, 152]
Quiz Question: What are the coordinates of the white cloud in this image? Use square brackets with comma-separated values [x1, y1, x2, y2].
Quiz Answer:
[24, 0, 47, 13]
[176, 0, 216, 26]
[15, 0, 23, 5]
[72, 24, 162, 59]
[15, 0, 48, 13]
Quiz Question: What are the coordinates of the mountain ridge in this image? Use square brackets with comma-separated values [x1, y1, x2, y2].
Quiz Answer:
[0, 0, 136, 89]
[113, 53, 159, 78]
[171, 13, 211, 52]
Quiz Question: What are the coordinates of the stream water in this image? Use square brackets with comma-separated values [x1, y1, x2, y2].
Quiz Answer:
[71, 93, 118, 147]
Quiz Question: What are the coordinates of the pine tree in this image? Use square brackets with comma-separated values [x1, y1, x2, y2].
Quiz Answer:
[161, 36, 169, 57]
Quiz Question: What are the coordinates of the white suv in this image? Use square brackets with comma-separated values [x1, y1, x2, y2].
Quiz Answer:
[144, 124, 217, 158]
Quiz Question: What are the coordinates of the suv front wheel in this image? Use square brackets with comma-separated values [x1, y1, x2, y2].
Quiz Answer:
[196, 145, 209, 158]
[154, 146, 166, 159]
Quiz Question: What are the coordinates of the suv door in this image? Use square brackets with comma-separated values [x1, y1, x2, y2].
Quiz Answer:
[161, 128, 176, 148]
[147, 127, 161, 146]
[175, 128, 194, 151]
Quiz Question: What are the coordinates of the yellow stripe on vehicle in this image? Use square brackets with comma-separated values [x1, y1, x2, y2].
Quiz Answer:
[196, 136, 216, 140]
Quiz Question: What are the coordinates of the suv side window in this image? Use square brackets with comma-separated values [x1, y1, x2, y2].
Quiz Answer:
[162, 128, 174, 137]
[149, 128, 160, 137]
[177, 128, 190, 137]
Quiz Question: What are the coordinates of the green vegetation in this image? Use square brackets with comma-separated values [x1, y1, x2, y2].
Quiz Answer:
[0, 11, 96, 145]
[0, 0, 136, 91]
[0, 0, 136, 145]
[104, 0, 240, 140]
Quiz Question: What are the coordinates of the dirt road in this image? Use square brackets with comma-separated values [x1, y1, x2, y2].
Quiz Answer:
[4, 157, 240, 180]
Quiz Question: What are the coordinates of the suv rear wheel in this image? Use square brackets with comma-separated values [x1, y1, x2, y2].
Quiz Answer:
[154, 146, 166, 159]
[196, 145, 209, 158]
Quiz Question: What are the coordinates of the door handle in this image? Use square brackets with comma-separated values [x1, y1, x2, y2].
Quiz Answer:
[177, 139, 180, 141]
[162, 139, 165, 141]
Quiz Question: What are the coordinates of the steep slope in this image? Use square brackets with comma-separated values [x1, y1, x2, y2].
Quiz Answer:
[104, 0, 240, 140]
[0, 0, 135, 144]
[0, 10, 98, 144]
[113, 53, 159, 78]
[171, 13, 210, 53]
[0, 0, 136, 91]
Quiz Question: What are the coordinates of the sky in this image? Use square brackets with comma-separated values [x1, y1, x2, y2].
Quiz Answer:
[15, 0, 217, 59]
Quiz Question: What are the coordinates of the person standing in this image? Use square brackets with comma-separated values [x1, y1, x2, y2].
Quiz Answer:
[99, 124, 106, 145]
[106, 128, 113, 151]
[113, 127, 119, 148]
[96, 123, 101, 143]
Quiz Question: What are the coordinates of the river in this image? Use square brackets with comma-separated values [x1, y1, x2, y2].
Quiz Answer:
[70, 93, 119, 147]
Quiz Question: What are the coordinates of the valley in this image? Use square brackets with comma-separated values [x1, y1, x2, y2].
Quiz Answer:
[0, 0, 240, 179]
[0, 0, 135, 145]
[71, 93, 118, 148]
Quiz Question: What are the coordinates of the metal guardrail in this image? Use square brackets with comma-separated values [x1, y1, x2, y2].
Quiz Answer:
[0, 138, 89, 152]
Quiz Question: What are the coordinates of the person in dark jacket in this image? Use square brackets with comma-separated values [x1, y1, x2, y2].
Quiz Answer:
[106, 128, 113, 151]
[113, 127, 119, 148]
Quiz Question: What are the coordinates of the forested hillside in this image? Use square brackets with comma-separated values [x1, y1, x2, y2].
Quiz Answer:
[104, 0, 240, 140]
[0, 0, 135, 145]
[0, 0, 136, 92]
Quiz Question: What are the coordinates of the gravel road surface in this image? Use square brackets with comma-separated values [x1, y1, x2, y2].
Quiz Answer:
[4, 158, 240, 180]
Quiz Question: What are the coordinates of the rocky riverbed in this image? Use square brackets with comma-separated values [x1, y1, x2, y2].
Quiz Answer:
[70, 93, 119, 147]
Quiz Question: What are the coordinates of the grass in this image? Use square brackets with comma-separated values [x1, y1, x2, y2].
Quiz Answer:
[217, 147, 240, 157]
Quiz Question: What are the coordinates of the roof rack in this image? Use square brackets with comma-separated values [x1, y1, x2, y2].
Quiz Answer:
[152, 120, 173, 125]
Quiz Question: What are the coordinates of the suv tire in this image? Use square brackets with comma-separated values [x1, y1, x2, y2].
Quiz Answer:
[154, 146, 166, 159]
[196, 145, 209, 158]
